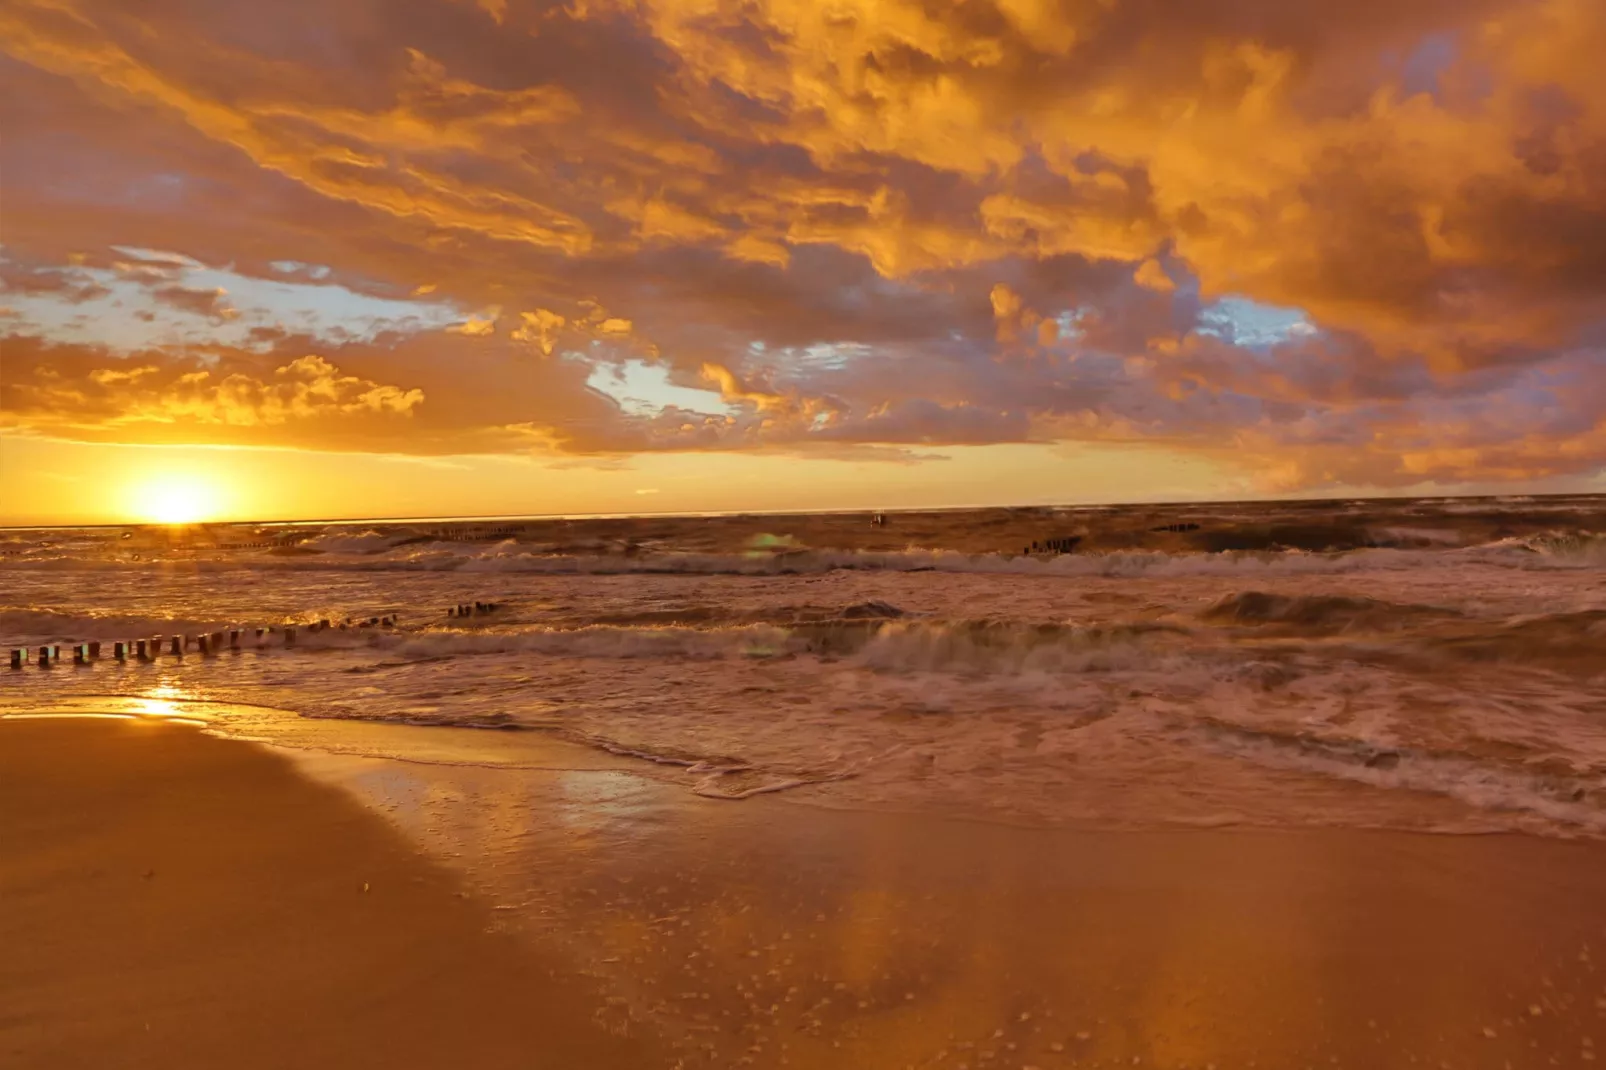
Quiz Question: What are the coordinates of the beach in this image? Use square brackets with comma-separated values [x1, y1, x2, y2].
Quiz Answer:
[6, 714, 1606, 1069]
[3, 499, 1604, 1066]
[7, 0, 1606, 1056]
[0, 717, 658, 1069]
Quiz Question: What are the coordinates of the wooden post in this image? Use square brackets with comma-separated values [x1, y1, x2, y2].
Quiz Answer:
[9, 648, 24, 670]
[74, 644, 88, 665]
[115, 641, 128, 661]
[284, 626, 296, 645]
[88, 641, 101, 659]
[38, 647, 51, 669]
[137, 639, 151, 661]
[170, 636, 183, 657]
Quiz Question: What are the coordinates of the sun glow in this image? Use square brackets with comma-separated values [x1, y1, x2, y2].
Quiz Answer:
[128, 474, 224, 525]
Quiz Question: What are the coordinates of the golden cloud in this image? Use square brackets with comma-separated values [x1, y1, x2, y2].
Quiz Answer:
[5, 348, 423, 438]
[1, 0, 1604, 491]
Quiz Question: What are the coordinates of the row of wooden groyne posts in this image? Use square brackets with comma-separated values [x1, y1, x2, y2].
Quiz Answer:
[1016, 523, 1200, 555]
[1023, 536, 1084, 555]
[8, 600, 504, 671]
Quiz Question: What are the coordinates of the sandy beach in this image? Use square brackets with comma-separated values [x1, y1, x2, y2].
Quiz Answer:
[6, 0, 1605, 1057]
[0, 717, 659, 1069]
[6, 715, 1606, 1070]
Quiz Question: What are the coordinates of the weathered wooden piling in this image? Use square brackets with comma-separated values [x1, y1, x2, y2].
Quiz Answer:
[170, 636, 183, 657]
[114, 641, 129, 661]
[284, 625, 296, 645]
[229, 630, 240, 649]
[10, 648, 24, 670]
[88, 641, 101, 659]
[37, 647, 52, 669]
[74, 644, 88, 665]
[137, 639, 152, 661]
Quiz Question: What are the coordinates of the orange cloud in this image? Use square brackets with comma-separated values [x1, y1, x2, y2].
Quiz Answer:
[4, 345, 423, 437]
[1, 0, 1603, 494]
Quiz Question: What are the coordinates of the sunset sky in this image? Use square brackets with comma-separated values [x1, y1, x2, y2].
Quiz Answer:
[2, 0, 1604, 524]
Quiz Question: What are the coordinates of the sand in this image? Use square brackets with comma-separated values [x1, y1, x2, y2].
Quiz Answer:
[0, 717, 661, 1069]
[6, 716, 1606, 1070]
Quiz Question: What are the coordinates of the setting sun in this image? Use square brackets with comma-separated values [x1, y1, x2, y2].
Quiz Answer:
[127, 475, 223, 525]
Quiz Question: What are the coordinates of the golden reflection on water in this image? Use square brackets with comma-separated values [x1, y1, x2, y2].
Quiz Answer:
[134, 693, 183, 719]
[0, 688, 212, 727]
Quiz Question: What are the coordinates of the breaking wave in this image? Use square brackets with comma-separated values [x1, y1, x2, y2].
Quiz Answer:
[1190, 720, 1606, 835]
[855, 619, 1192, 674]
[1200, 591, 1459, 632]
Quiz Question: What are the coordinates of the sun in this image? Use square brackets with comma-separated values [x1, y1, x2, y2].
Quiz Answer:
[129, 475, 222, 525]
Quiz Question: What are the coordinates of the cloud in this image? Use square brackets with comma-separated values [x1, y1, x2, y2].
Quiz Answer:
[0, 0, 1603, 492]
[0, 259, 111, 304]
[151, 284, 238, 322]
[2, 338, 425, 443]
[446, 308, 499, 336]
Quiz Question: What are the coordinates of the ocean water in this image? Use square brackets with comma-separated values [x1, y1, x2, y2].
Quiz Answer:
[3, 495, 1604, 837]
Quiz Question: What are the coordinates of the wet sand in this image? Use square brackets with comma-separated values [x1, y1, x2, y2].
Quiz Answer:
[0, 718, 659, 1069]
[307, 741, 1606, 1070]
[6, 717, 1606, 1070]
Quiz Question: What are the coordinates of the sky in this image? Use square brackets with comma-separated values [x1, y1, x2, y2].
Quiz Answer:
[2, 0, 1604, 525]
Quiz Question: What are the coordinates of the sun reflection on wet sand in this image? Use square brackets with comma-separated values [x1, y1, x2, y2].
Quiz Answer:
[4, 698, 1605, 1067]
[288, 752, 1606, 1070]
[0, 691, 212, 727]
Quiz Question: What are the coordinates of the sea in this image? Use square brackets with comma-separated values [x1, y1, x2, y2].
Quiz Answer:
[3, 494, 1604, 838]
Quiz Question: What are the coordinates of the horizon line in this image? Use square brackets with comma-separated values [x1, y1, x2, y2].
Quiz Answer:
[2, 489, 1600, 532]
